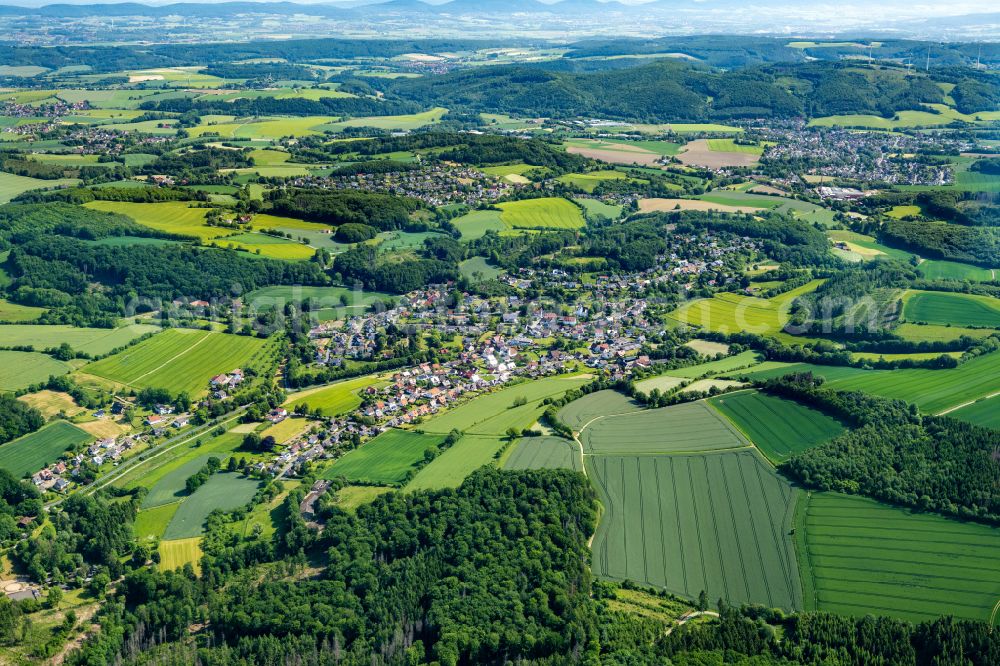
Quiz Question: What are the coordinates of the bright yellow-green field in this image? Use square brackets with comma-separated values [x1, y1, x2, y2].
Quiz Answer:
[0, 299, 45, 322]
[320, 107, 447, 132]
[127, 67, 226, 87]
[497, 197, 586, 230]
[83, 200, 221, 240]
[260, 416, 310, 444]
[810, 104, 1000, 129]
[887, 205, 921, 219]
[285, 375, 384, 417]
[556, 171, 628, 193]
[189, 116, 339, 139]
[159, 537, 203, 573]
[667, 280, 827, 346]
[249, 149, 291, 166]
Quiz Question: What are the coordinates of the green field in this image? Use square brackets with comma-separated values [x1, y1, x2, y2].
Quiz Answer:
[246, 284, 392, 319]
[575, 198, 624, 220]
[589, 451, 801, 609]
[286, 375, 383, 417]
[666, 281, 826, 346]
[404, 434, 507, 491]
[496, 197, 586, 230]
[580, 401, 749, 455]
[320, 107, 447, 132]
[918, 260, 996, 281]
[452, 210, 505, 240]
[0, 421, 92, 479]
[0, 299, 46, 322]
[732, 351, 1000, 414]
[134, 502, 180, 541]
[419, 375, 590, 437]
[557, 389, 642, 431]
[903, 291, 1000, 329]
[0, 323, 159, 356]
[503, 436, 582, 472]
[556, 170, 627, 193]
[142, 454, 225, 508]
[323, 429, 446, 485]
[83, 200, 220, 240]
[709, 391, 845, 463]
[162, 473, 260, 539]
[82, 328, 267, 396]
[797, 492, 1000, 622]
[120, 430, 245, 492]
[948, 395, 1000, 430]
[458, 256, 501, 282]
[0, 350, 72, 391]
[0, 171, 80, 203]
[895, 322, 994, 343]
[217, 232, 316, 260]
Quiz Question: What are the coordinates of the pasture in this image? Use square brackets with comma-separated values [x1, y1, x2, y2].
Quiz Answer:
[497, 197, 586, 230]
[162, 473, 260, 540]
[797, 492, 1000, 622]
[404, 434, 506, 491]
[332, 485, 394, 512]
[709, 391, 845, 463]
[260, 417, 309, 444]
[0, 323, 159, 356]
[134, 503, 179, 541]
[285, 375, 383, 417]
[83, 201, 219, 240]
[217, 232, 315, 260]
[557, 389, 642, 431]
[588, 451, 801, 610]
[119, 430, 244, 492]
[580, 401, 749, 455]
[666, 281, 827, 346]
[0, 172, 80, 204]
[246, 284, 393, 320]
[321, 107, 447, 132]
[0, 299, 45, 322]
[0, 351, 71, 391]
[556, 170, 628, 193]
[894, 322, 993, 343]
[17, 390, 84, 419]
[419, 375, 590, 437]
[504, 436, 582, 472]
[0, 421, 92, 479]
[458, 257, 501, 282]
[81, 329, 267, 396]
[323, 429, 446, 485]
[575, 198, 623, 220]
[142, 454, 226, 508]
[452, 210, 505, 240]
[918, 260, 996, 282]
[903, 291, 1000, 329]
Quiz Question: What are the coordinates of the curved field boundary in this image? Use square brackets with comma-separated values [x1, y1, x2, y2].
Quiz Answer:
[586, 450, 801, 610]
[579, 400, 751, 455]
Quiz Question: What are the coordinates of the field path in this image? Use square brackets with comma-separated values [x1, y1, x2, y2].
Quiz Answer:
[937, 390, 1000, 416]
[571, 407, 662, 474]
[665, 610, 719, 636]
[130, 332, 211, 384]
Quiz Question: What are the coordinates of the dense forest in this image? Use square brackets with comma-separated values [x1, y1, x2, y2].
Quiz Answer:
[265, 189, 426, 230]
[881, 219, 1000, 266]
[767, 373, 1000, 523]
[383, 60, 998, 122]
